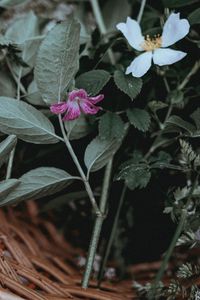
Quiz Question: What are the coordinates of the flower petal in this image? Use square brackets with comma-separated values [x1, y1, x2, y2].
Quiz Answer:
[63, 101, 81, 121]
[50, 102, 68, 114]
[116, 17, 144, 51]
[68, 89, 88, 101]
[88, 94, 104, 104]
[161, 13, 190, 47]
[126, 51, 153, 77]
[80, 100, 101, 115]
[153, 48, 187, 66]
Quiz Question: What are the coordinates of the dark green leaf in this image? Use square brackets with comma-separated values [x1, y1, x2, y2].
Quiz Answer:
[76, 70, 110, 96]
[114, 70, 142, 100]
[27, 81, 46, 106]
[117, 160, 151, 190]
[0, 167, 75, 206]
[64, 114, 92, 140]
[0, 71, 16, 98]
[0, 97, 59, 144]
[127, 108, 151, 132]
[166, 116, 196, 135]
[103, 0, 131, 31]
[188, 8, 200, 25]
[99, 112, 125, 140]
[0, 135, 17, 167]
[162, 0, 199, 8]
[35, 17, 80, 104]
[84, 134, 125, 174]
[190, 108, 200, 130]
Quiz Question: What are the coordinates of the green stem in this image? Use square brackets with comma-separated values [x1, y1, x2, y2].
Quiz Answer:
[5, 148, 16, 179]
[150, 209, 187, 299]
[137, 0, 147, 23]
[82, 158, 113, 288]
[58, 115, 101, 215]
[98, 185, 127, 285]
[90, 0, 115, 65]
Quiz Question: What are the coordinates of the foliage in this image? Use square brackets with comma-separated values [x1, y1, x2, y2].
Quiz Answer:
[0, 0, 199, 297]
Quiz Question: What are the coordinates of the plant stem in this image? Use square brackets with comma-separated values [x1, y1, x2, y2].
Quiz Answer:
[58, 115, 101, 215]
[98, 185, 127, 285]
[90, 0, 115, 65]
[5, 148, 16, 179]
[137, 0, 147, 23]
[177, 60, 200, 91]
[82, 158, 113, 288]
[150, 209, 187, 299]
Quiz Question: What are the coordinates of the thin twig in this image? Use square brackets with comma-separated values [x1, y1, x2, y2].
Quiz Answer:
[90, 0, 115, 65]
[137, 0, 147, 23]
[178, 60, 200, 91]
[82, 158, 113, 288]
[98, 185, 127, 285]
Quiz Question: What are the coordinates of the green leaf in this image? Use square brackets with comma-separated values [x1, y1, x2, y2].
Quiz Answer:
[103, 0, 131, 31]
[76, 70, 110, 96]
[169, 90, 184, 104]
[0, 167, 75, 206]
[190, 108, 200, 130]
[99, 112, 125, 140]
[188, 8, 200, 25]
[0, 0, 27, 7]
[27, 81, 46, 106]
[0, 71, 16, 98]
[64, 114, 92, 140]
[35, 17, 80, 104]
[0, 97, 59, 144]
[127, 108, 151, 132]
[84, 134, 125, 174]
[0, 179, 20, 199]
[148, 101, 168, 112]
[114, 70, 142, 100]
[166, 116, 196, 135]
[0, 135, 17, 167]
[117, 160, 151, 190]
[5, 11, 40, 77]
[162, 0, 199, 8]
[5, 11, 39, 44]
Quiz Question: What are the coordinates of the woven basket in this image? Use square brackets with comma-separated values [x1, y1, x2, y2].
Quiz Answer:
[0, 203, 136, 300]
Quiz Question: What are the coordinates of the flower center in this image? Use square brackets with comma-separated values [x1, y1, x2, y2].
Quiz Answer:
[141, 34, 162, 51]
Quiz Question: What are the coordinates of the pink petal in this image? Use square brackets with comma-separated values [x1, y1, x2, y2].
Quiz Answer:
[80, 100, 101, 115]
[63, 101, 81, 121]
[88, 94, 104, 104]
[50, 102, 68, 114]
[68, 89, 88, 101]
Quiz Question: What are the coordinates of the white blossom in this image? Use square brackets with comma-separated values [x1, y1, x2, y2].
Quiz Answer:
[117, 13, 190, 77]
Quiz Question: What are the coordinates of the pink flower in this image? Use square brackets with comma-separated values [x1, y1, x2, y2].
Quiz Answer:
[50, 89, 104, 121]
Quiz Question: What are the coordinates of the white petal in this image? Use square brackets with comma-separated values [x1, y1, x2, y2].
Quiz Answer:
[116, 17, 144, 51]
[126, 51, 153, 77]
[153, 48, 187, 66]
[161, 13, 190, 47]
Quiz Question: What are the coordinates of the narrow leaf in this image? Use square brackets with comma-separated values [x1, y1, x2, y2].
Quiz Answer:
[35, 17, 80, 104]
[166, 116, 196, 135]
[0, 97, 59, 144]
[0, 135, 17, 167]
[0, 167, 75, 206]
[0, 179, 20, 199]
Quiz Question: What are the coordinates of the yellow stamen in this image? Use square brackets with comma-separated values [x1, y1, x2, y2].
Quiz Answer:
[141, 34, 162, 51]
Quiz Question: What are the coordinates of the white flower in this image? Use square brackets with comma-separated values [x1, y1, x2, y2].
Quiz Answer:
[116, 13, 190, 77]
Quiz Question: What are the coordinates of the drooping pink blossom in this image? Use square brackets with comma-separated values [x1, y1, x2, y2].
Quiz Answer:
[50, 89, 104, 121]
